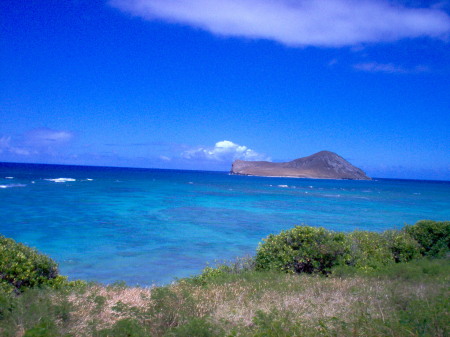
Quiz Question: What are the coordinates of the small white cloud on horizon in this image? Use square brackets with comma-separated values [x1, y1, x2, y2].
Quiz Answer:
[159, 155, 171, 161]
[182, 140, 270, 162]
[109, 0, 450, 47]
[354, 62, 429, 73]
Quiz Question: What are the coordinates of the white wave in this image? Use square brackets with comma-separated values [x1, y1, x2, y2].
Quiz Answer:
[278, 184, 289, 188]
[45, 178, 76, 183]
[0, 184, 26, 189]
[5, 177, 14, 179]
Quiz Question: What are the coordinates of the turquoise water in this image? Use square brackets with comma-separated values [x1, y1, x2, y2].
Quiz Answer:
[1, 162, 449, 285]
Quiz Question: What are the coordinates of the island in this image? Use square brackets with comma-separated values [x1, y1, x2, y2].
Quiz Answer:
[230, 150, 371, 180]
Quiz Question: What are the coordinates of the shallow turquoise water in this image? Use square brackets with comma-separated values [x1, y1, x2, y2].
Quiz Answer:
[1, 162, 449, 285]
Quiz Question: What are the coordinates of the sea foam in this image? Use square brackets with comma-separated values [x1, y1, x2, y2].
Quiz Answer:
[45, 178, 76, 183]
[0, 184, 26, 189]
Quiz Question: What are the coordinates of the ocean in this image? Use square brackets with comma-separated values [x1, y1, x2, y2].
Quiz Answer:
[1, 162, 449, 285]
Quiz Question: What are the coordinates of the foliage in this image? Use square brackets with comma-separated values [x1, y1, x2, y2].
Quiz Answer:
[0, 235, 66, 292]
[405, 220, 450, 257]
[255, 225, 351, 274]
[23, 319, 60, 337]
[382, 229, 422, 263]
[165, 317, 225, 337]
[95, 318, 148, 337]
[1, 221, 449, 336]
[347, 230, 393, 270]
[255, 221, 445, 275]
[189, 256, 256, 285]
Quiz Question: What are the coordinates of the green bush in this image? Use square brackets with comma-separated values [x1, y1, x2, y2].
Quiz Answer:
[189, 256, 256, 285]
[382, 230, 422, 263]
[0, 235, 66, 292]
[255, 226, 350, 274]
[23, 319, 60, 337]
[95, 318, 148, 337]
[255, 225, 425, 275]
[347, 231, 393, 271]
[405, 220, 450, 257]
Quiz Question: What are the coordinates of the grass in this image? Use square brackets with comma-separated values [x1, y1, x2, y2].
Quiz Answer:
[1, 257, 448, 336]
[2, 220, 448, 336]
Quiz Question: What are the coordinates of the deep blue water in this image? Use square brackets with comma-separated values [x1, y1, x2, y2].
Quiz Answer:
[1, 162, 449, 285]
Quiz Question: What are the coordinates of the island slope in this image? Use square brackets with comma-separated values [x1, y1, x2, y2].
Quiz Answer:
[231, 151, 371, 180]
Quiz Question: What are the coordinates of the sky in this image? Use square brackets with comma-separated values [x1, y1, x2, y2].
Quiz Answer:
[1, 0, 449, 180]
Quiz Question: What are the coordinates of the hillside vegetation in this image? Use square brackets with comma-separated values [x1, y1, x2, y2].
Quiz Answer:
[1, 220, 449, 336]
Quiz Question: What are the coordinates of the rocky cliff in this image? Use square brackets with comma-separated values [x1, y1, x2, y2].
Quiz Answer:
[231, 151, 371, 180]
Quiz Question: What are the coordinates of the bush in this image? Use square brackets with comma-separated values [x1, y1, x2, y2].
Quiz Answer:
[255, 225, 425, 275]
[405, 220, 450, 257]
[382, 230, 422, 263]
[347, 231, 393, 271]
[0, 235, 65, 292]
[95, 318, 148, 337]
[23, 319, 59, 337]
[255, 226, 350, 274]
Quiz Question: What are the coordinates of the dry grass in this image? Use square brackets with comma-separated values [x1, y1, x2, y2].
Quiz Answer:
[62, 285, 153, 335]
[53, 272, 445, 336]
[3, 261, 448, 337]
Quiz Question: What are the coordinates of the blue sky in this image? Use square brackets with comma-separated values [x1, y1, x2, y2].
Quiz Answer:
[1, 0, 449, 180]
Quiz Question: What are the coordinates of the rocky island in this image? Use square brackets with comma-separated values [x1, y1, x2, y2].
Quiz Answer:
[231, 151, 371, 180]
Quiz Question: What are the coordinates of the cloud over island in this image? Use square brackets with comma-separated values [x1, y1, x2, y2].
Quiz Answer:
[110, 0, 450, 47]
[182, 140, 270, 162]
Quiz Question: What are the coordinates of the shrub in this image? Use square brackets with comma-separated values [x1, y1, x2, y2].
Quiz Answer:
[347, 231, 393, 271]
[255, 226, 350, 274]
[95, 318, 148, 337]
[23, 319, 59, 337]
[0, 235, 65, 292]
[405, 220, 450, 257]
[382, 230, 422, 263]
[190, 256, 256, 285]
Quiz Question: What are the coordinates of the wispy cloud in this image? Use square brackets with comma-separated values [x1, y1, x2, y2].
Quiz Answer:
[110, 0, 450, 47]
[182, 140, 270, 162]
[354, 62, 429, 73]
[23, 128, 74, 148]
[0, 128, 74, 158]
[0, 136, 34, 156]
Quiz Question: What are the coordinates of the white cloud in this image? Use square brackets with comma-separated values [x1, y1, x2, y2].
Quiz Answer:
[159, 155, 172, 161]
[110, 0, 450, 47]
[182, 140, 270, 161]
[354, 62, 429, 73]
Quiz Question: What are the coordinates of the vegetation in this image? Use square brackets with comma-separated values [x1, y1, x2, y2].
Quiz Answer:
[405, 220, 450, 257]
[0, 220, 448, 336]
[255, 226, 350, 274]
[0, 236, 75, 293]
